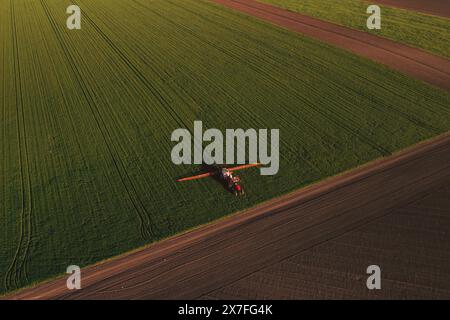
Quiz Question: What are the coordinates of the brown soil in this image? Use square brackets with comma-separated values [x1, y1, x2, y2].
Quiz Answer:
[204, 182, 450, 299]
[372, 0, 450, 18]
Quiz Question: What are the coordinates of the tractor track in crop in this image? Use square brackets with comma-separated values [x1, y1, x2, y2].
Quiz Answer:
[97, 0, 318, 173]
[0, 6, 8, 293]
[38, 0, 156, 240]
[151, 2, 425, 168]
[102, 0, 290, 152]
[76, 0, 220, 174]
[76, 0, 219, 161]
[133, 0, 385, 171]
[129, 0, 327, 173]
[4, 0, 34, 291]
[75, 1, 188, 129]
[137, 0, 391, 157]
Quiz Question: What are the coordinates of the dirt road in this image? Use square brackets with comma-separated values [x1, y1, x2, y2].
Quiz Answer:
[372, 0, 450, 18]
[212, 0, 450, 92]
[5, 132, 450, 299]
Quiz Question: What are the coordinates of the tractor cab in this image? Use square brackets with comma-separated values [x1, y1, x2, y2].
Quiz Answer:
[221, 169, 244, 196]
[221, 168, 232, 178]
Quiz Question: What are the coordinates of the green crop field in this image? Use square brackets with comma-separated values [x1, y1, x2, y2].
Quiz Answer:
[1, 0, 449, 294]
[260, 0, 450, 59]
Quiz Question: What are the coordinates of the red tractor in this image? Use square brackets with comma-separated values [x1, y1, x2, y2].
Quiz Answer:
[220, 168, 244, 196]
[176, 164, 260, 196]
